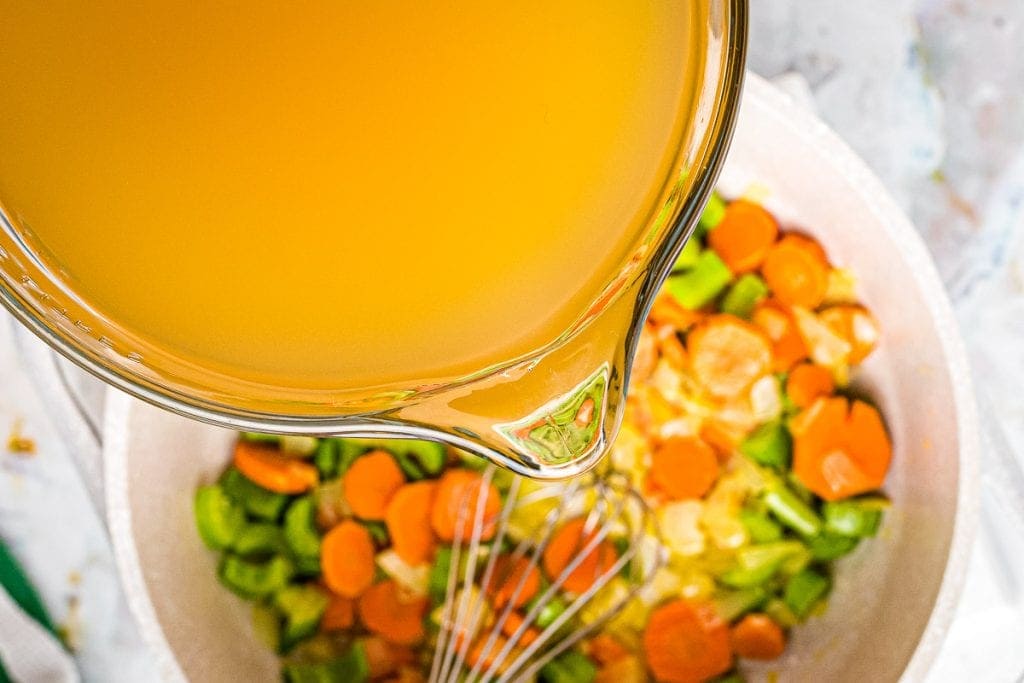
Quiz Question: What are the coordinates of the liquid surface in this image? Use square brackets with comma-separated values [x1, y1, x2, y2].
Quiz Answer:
[0, 2, 705, 392]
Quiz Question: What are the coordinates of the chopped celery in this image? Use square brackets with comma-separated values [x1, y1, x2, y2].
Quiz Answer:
[536, 595, 568, 629]
[241, 432, 279, 444]
[220, 468, 289, 522]
[313, 439, 339, 479]
[763, 597, 800, 628]
[251, 604, 281, 652]
[719, 563, 778, 589]
[458, 450, 490, 471]
[823, 498, 887, 538]
[233, 523, 284, 557]
[721, 274, 769, 319]
[362, 521, 390, 546]
[697, 193, 728, 236]
[784, 569, 830, 618]
[218, 555, 294, 600]
[672, 237, 702, 272]
[739, 509, 782, 544]
[665, 250, 733, 310]
[778, 545, 813, 577]
[428, 548, 452, 604]
[274, 585, 329, 653]
[763, 483, 822, 537]
[283, 643, 369, 683]
[712, 586, 766, 621]
[740, 422, 791, 469]
[539, 649, 597, 683]
[195, 485, 245, 550]
[283, 497, 321, 563]
[808, 532, 860, 561]
[721, 541, 803, 588]
[712, 673, 746, 683]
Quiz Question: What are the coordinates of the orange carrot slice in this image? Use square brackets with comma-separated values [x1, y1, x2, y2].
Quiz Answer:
[791, 397, 892, 501]
[730, 613, 786, 660]
[500, 611, 541, 648]
[542, 518, 618, 595]
[385, 481, 438, 566]
[643, 600, 733, 683]
[588, 633, 629, 665]
[761, 234, 829, 309]
[430, 469, 501, 542]
[342, 450, 405, 521]
[649, 436, 720, 500]
[358, 580, 429, 646]
[360, 636, 417, 678]
[687, 314, 773, 398]
[708, 199, 779, 273]
[320, 594, 355, 632]
[752, 299, 809, 372]
[484, 554, 541, 609]
[785, 362, 836, 409]
[321, 520, 376, 599]
[233, 441, 319, 494]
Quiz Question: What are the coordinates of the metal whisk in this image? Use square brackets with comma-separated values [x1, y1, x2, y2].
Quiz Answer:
[429, 467, 664, 682]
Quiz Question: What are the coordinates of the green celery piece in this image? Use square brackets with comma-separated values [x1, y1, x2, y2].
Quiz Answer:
[283, 642, 370, 683]
[283, 497, 321, 562]
[719, 563, 779, 589]
[739, 509, 782, 543]
[721, 273, 769, 319]
[195, 485, 246, 550]
[428, 548, 453, 604]
[763, 598, 800, 628]
[784, 569, 830, 618]
[362, 521, 390, 546]
[697, 192, 728, 236]
[539, 650, 597, 683]
[736, 541, 805, 572]
[711, 673, 746, 683]
[250, 603, 281, 652]
[233, 523, 284, 557]
[808, 532, 860, 561]
[218, 555, 294, 600]
[240, 432, 279, 444]
[220, 468, 289, 522]
[665, 250, 733, 310]
[711, 587, 767, 622]
[336, 439, 369, 475]
[536, 595, 568, 629]
[313, 439, 340, 479]
[274, 585, 330, 653]
[458, 450, 490, 470]
[823, 498, 887, 538]
[763, 483, 822, 537]
[740, 422, 792, 469]
[778, 545, 813, 577]
[672, 237, 702, 272]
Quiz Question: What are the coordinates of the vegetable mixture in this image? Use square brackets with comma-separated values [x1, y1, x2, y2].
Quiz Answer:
[195, 193, 892, 682]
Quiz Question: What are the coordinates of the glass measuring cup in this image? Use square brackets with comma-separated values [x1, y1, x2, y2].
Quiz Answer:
[0, 1, 747, 480]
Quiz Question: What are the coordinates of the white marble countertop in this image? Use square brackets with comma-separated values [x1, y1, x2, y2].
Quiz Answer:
[1, 2, 1023, 681]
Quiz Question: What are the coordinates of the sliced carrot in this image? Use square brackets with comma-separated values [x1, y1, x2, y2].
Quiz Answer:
[320, 594, 355, 632]
[342, 450, 406, 521]
[542, 518, 618, 595]
[360, 636, 417, 678]
[358, 580, 429, 646]
[467, 634, 513, 674]
[588, 633, 629, 665]
[430, 469, 501, 542]
[649, 291, 704, 332]
[819, 304, 880, 364]
[785, 362, 836, 409]
[730, 613, 786, 661]
[385, 481, 438, 566]
[321, 520, 376, 598]
[790, 397, 892, 501]
[596, 655, 647, 683]
[655, 324, 688, 369]
[761, 234, 829, 309]
[687, 314, 773, 398]
[500, 611, 541, 647]
[643, 600, 733, 683]
[649, 436, 720, 500]
[752, 300, 809, 372]
[700, 419, 740, 461]
[232, 441, 318, 494]
[484, 554, 541, 609]
[708, 199, 779, 273]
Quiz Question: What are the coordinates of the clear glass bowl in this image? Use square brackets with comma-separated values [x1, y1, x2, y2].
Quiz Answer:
[0, 1, 748, 478]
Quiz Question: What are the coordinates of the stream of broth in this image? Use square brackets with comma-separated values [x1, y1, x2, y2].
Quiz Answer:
[0, 2, 707, 394]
